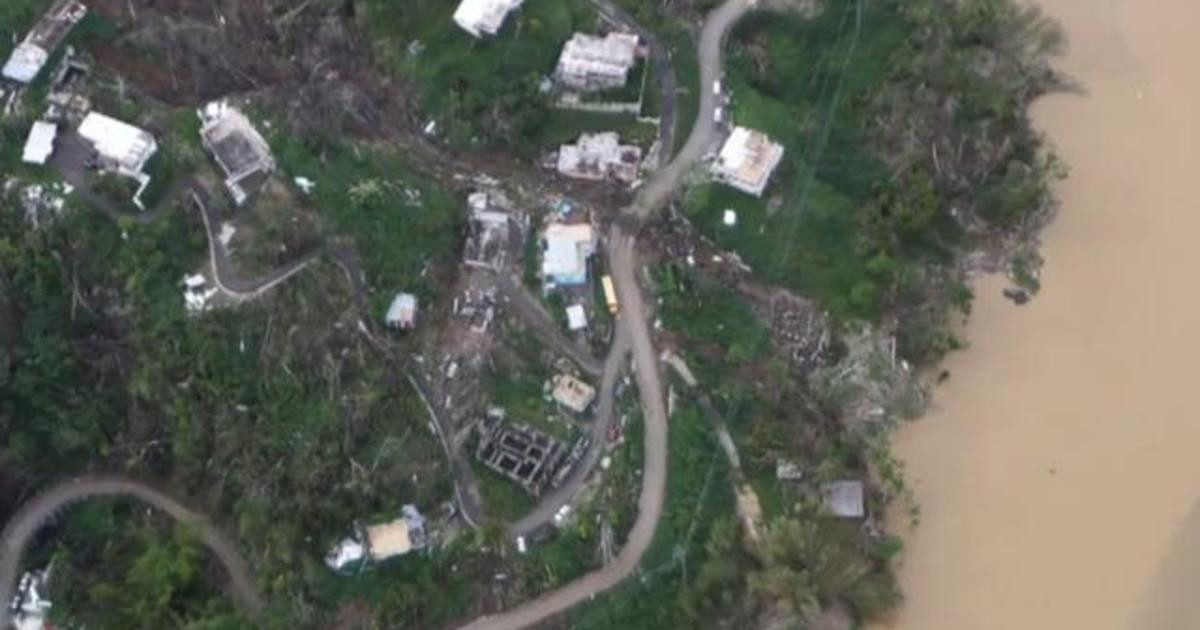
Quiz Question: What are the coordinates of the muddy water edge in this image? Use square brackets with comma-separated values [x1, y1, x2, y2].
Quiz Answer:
[884, 1, 1200, 629]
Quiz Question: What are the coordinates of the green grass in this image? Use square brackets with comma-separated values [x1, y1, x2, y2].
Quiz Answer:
[268, 131, 462, 309]
[362, 0, 597, 148]
[473, 461, 536, 523]
[683, 5, 912, 320]
[571, 403, 734, 628]
[655, 263, 769, 365]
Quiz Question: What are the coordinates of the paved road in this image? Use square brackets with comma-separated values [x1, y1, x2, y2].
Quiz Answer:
[189, 188, 318, 300]
[496, 274, 605, 378]
[456, 2, 754, 628]
[510, 325, 630, 536]
[0, 477, 264, 628]
[631, 0, 754, 220]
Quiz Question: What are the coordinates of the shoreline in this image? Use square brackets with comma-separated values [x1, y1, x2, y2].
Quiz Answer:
[884, 1, 1200, 628]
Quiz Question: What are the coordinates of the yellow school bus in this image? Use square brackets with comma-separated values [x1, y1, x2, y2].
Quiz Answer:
[602, 275, 619, 315]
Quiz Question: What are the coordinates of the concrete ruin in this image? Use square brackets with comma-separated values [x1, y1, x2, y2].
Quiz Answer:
[198, 102, 275, 205]
[556, 132, 641, 183]
[463, 192, 517, 271]
[1, 0, 87, 84]
[554, 32, 641, 92]
[476, 420, 569, 496]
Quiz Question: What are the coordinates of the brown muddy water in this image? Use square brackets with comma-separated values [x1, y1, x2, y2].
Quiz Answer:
[884, 1, 1200, 629]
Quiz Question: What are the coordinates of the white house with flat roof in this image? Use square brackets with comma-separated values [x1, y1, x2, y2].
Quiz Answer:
[541, 223, 595, 288]
[711, 126, 785, 197]
[555, 32, 640, 92]
[453, 0, 524, 38]
[78, 112, 158, 176]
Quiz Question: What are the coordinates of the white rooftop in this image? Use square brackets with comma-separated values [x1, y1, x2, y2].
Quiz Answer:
[555, 32, 640, 90]
[78, 112, 158, 174]
[2, 43, 49, 83]
[453, 0, 524, 38]
[712, 126, 785, 197]
[324, 537, 366, 572]
[22, 121, 58, 165]
[386, 293, 419, 329]
[542, 223, 596, 286]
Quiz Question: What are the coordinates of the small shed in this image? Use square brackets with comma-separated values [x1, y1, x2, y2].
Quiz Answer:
[386, 293, 418, 330]
[565, 304, 588, 331]
[22, 121, 58, 165]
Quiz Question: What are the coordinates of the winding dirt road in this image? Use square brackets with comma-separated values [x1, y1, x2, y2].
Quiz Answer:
[0, 477, 264, 628]
[456, 1, 753, 628]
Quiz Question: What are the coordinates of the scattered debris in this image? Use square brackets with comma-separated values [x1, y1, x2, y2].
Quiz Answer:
[182, 274, 218, 314]
[293, 176, 316, 195]
[775, 459, 804, 481]
[9, 565, 54, 630]
[722, 208, 738, 227]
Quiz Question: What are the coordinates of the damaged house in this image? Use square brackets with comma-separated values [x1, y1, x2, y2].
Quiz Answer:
[325, 505, 429, 573]
[463, 192, 517, 271]
[557, 132, 641, 183]
[199, 102, 276, 205]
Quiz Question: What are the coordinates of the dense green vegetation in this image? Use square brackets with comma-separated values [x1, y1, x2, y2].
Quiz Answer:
[685, 0, 1063, 362]
[572, 402, 735, 629]
[269, 131, 462, 309]
[0, 144, 457, 628]
[32, 501, 248, 629]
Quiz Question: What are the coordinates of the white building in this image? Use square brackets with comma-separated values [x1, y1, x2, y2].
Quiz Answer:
[711, 126, 785, 197]
[555, 32, 640, 92]
[386, 293, 419, 330]
[22, 121, 58, 165]
[325, 505, 428, 573]
[557, 132, 641, 183]
[1, 0, 87, 84]
[198, 101, 276, 205]
[11, 567, 54, 630]
[552, 373, 596, 414]
[565, 304, 587, 331]
[453, 0, 524, 38]
[78, 112, 158, 176]
[541, 223, 595, 287]
[824, 480, 865, 519]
